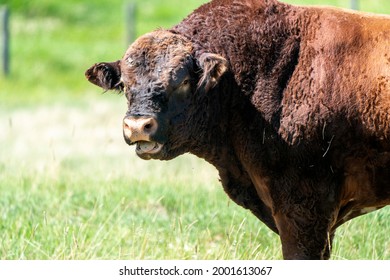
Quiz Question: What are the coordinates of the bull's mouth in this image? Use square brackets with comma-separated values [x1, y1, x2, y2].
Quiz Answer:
[135, 141, 163, 156]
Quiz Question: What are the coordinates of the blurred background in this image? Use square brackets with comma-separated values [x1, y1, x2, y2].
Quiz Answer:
[0, 0, 389, 260]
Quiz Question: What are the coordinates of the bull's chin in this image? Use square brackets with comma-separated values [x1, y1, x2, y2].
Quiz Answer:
[135, 141, 164, 160]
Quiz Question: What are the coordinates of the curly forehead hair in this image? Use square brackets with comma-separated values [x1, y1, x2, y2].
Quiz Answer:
[123, 30, 193, 67]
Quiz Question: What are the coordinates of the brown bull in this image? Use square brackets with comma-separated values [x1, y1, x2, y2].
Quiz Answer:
[85, 0, 390, 259]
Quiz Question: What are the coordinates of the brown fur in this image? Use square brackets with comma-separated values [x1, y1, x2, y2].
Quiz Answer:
[86, 0, 390, 259]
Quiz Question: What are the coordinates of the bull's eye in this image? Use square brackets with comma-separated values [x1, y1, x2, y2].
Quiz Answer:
[182, 79, 189, 86]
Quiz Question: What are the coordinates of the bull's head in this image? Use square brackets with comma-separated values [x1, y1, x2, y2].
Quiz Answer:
[85, 30, 228, 160]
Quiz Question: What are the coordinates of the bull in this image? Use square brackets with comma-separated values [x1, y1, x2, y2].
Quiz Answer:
[85, 0, 390, 259]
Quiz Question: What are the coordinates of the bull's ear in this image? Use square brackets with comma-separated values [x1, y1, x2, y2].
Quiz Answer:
[85, 60, 123, 91]
[198, 53, 228, 92]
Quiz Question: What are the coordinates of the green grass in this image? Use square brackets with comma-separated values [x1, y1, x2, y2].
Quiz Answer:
[0, 0, 390, 260]
[0, 168, 279, 260]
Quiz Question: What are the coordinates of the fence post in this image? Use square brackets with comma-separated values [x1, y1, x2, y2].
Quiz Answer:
[351, 0, 359, 10]
[125, 2, 136, 46]
[1, 6, 10, 76]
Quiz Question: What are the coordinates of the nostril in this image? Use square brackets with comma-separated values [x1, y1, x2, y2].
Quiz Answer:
[123, 119, 130, 131]
[143, 119, 156, 133]
[144, 123, 152, 131]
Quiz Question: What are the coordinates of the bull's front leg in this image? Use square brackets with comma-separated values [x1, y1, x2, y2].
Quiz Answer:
[264, 168, 340, 260]
[274, 212, 331, 260]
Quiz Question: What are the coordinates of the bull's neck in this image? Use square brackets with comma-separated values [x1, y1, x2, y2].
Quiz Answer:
[188, 79, 234, 165]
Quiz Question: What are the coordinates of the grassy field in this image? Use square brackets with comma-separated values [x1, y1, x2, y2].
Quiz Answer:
[0, 0, 389, 260]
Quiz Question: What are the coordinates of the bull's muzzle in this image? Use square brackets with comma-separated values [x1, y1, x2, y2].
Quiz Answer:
[123, 116, 158, 143]
[123, 116, 163, 157]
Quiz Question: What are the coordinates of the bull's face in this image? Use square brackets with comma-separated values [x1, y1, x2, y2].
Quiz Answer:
[85, 30, 228, 160]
